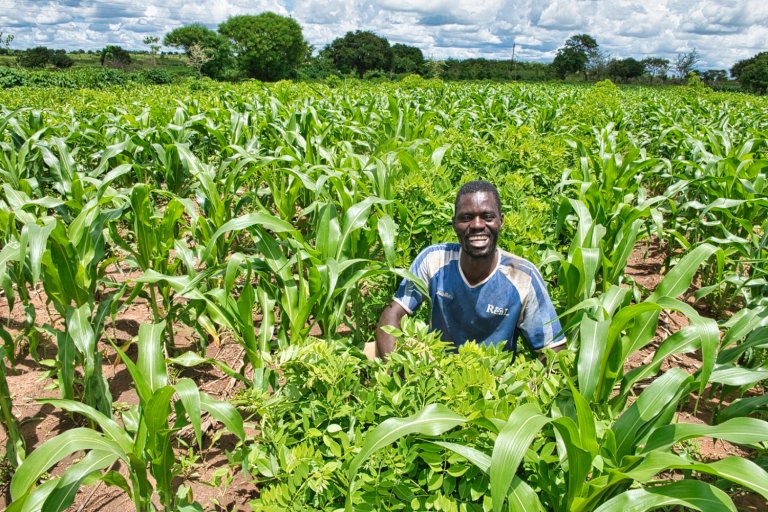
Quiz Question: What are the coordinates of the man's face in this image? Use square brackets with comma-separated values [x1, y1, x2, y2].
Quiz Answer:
[453, 191, 503, 258]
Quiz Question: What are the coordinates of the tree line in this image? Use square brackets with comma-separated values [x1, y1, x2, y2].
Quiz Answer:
[2, 18, 767, 92]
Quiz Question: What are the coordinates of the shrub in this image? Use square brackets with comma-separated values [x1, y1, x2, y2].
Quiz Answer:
[140, 69, 175, 85]
[0, 66, 26, 88]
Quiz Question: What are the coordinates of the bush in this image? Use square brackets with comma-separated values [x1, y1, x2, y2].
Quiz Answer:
[140, 69, 175, 84]
[362, 69, 391, 81]
[0, 66, 27, 88]
[17, 46, 53, 69]
[50, 50, 74, 69]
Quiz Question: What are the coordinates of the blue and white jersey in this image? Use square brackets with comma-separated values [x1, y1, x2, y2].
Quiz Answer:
[394, 243, 565, 353]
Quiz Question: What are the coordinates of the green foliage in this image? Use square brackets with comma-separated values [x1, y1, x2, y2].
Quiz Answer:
[324, 30, 393, 78]
[553, 34, 600, 80]
[1, 79, 768, 511]
[606, 57, 644, 82]
[732, 51, 768, 94]
[240, 323, 568, 511]
[100, 45, 132, 69]
[163, 23, 234, 79]
[219, 12, 308, 81]
[391, 43, 425, 75]
[17, 47, 54, 69]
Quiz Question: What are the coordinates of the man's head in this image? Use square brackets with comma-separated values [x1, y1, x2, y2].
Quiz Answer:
[453, 180, 504, 258]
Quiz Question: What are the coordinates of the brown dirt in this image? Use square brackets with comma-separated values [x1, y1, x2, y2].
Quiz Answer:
[0, 238, 765, 510]
[0, 274, 257, 511]
[625, 237, 767, 511]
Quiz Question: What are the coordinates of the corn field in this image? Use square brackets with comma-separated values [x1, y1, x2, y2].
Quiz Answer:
[1, 76, 768, 511]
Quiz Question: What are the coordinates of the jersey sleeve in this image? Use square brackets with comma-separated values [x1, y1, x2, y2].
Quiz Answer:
[392, 250, 432, 314]
[517, 267, 565, 351]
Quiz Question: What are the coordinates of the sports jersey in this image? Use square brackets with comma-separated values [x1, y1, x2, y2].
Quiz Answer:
[393, 243, 565, 353]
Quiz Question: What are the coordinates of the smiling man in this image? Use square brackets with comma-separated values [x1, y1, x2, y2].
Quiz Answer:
[375, 180, 565, 358]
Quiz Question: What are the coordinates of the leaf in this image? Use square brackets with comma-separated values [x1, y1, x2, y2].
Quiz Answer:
[431, 441, 490, 473]
[618, 452, 768, 500]
[346, 404, 466, 511]
[174, 379, 202, 449]
[41, 450, 119, 512]
[11, 428, 124, 500]
[490, 403, 551, 512]
[709, 364, 768, 386]
[592, 480, 736, 512]
[38, 399, 132, 453]
[22, 219, 55, 287]
[202, 212, 296, 263]
[200, 392, 245, 441]
[648, 243, 718, 300]
[611, 368, 692, 463]
[137, 321, 167, 394]
[577, 315, 610, 401]
[168, 352, 248, 383]
[643, 417, 768, 453]
[377, 213, 397, 267]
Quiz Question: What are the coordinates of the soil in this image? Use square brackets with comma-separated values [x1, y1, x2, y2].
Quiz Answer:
[0, 238, 765, 510]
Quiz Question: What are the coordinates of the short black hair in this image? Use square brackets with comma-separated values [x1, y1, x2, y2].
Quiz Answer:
[454, 180, 502, 216]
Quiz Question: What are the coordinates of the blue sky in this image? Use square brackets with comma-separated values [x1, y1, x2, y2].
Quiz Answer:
[1, 0, 766, 71]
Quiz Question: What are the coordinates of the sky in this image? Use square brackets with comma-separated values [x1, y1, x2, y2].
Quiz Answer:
[1, 0, 767, 71]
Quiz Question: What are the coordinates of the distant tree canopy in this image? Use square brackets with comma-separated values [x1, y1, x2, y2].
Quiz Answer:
[324, 31, 392, 77]
[218, 12, 308, 81]
[163, 23, 233, 79]
[732, 52, 768, 94]
[552, 34, 600, 79]
[17, 46, 73, 69]
[674, 48, 700, 79]
[391, 43, 425, 74]
[440, 58, 552, 81]
[606, 57, 644, 82]
[642, 57, 670, 81]
[101, 45, 132, 69]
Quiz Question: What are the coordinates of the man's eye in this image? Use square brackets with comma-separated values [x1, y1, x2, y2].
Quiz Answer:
[483, 214, 496, 221]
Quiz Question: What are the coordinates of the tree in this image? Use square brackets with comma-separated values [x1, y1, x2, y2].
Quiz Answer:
[323, 31, 393, 78]
[100, 45, 131, 69]
[50, 49, 73, 69]
[674, 48, 700, 79]
[218, 12, 307, 81]
[164, 23, 233, 79]
[700, 69, 727, 83]
[732, 52, 768, 94]
[143, 36, 161, 65]
[642, 57, 669, 82]
[552, 46, 588, 79]
[552, 34, 600, 80]
[187, 42, 212, 76]
[0, 31, 13, 56]
[17, 46, 53, 68]
[606, 57, 644, 82]
[391, 43, 425, 74]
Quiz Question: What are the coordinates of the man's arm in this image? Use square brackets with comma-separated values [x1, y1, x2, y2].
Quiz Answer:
[376, 300, 409, 358]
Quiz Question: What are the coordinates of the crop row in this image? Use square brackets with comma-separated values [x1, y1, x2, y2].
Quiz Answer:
[0, 79, 767, 510]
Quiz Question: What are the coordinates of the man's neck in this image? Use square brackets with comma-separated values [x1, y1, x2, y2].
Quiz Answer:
[460, 249, 498, 286]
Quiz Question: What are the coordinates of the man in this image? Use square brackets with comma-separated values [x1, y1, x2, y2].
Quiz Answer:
[375, 180, 565, 359]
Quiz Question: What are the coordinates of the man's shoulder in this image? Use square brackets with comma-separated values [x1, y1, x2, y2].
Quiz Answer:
[412, 243, 461, 277]
[496, 249, 544, 289]
[498, 249, 539, 274]
[414, 243, 461, 261]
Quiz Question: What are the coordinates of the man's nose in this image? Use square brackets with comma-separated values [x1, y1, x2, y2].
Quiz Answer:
[470, 216, 485, 228]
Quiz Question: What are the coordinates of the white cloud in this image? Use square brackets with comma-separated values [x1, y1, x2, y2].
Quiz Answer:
[1, 0, 766, 69]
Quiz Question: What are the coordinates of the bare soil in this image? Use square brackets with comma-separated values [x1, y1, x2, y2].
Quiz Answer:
[0, 238, 765, 510]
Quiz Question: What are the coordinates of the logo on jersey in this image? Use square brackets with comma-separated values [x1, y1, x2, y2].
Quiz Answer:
[436, 289, 453, 300]
[486, 304, 509, 316]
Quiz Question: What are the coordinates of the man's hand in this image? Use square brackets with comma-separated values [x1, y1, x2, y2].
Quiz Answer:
[375, 300, 409, 360]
